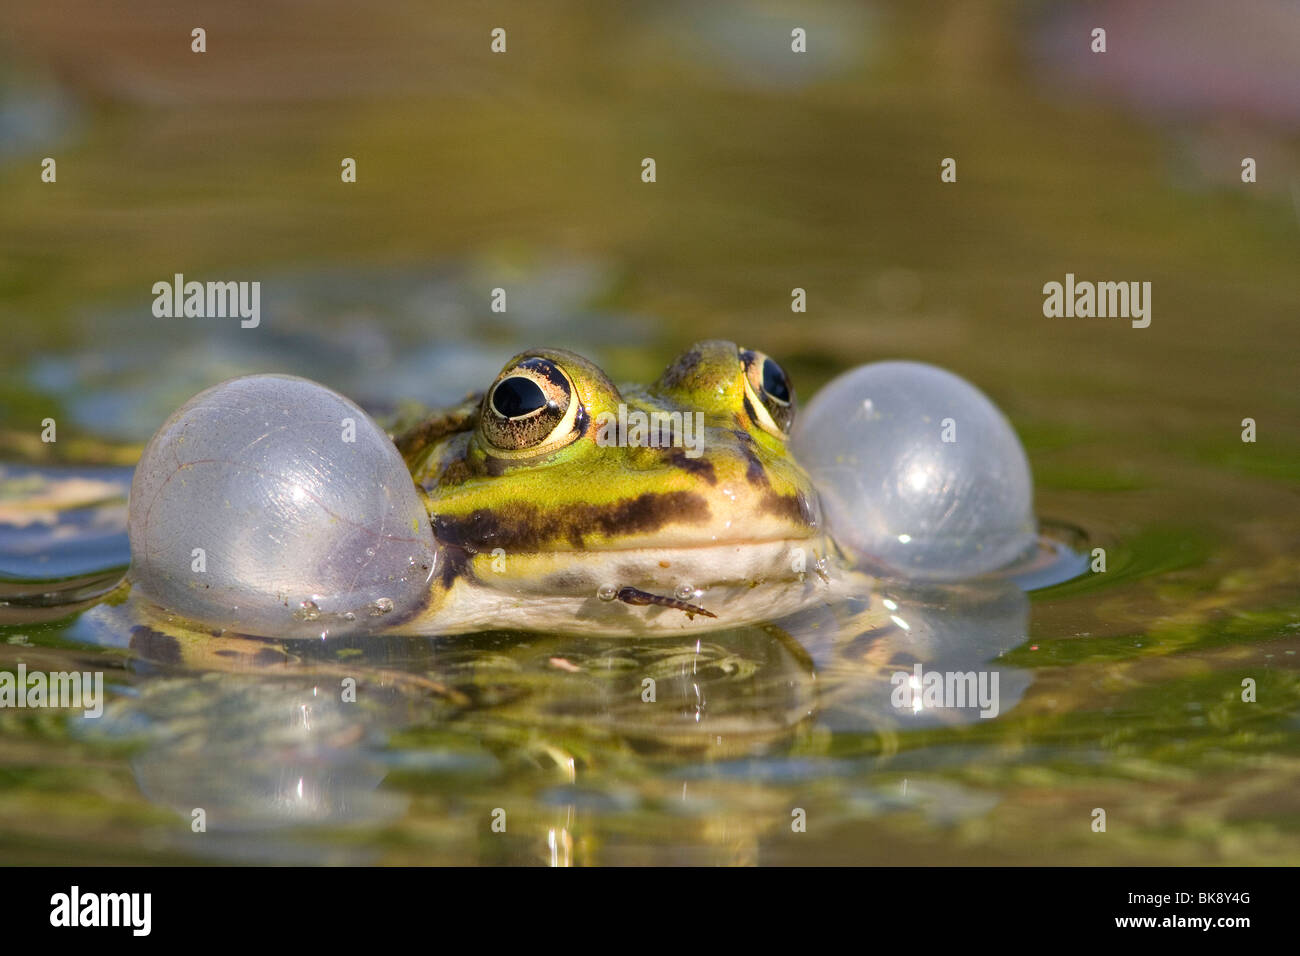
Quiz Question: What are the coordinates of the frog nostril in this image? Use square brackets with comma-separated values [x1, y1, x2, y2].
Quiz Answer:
[492, 376, 548, 418]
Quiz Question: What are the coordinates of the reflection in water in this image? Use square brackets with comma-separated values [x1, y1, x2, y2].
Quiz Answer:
[5, 459, 1054, 863]
[125, 680, 410, 825]
[73, 577, 1034, 864]
[0, 465, 130, 585]
[808, 579, 1032, 733]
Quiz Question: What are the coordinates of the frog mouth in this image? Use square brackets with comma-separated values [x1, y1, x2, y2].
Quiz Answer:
[445, 536, 822, 609]
[417, 536, 832, 635]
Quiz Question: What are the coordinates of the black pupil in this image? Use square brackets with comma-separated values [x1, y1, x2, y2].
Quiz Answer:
[492, 377, 548, 418]
[762, 358, 790, 403]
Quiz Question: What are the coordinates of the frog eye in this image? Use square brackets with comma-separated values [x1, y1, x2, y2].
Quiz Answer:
[740, 349, 795, 437]
[482, 357, 581, 454]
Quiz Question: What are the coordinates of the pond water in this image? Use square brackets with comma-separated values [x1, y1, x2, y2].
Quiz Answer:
[1, 0, 1298, 865]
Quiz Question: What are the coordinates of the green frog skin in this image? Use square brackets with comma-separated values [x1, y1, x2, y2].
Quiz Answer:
[392, 340, 835, 635]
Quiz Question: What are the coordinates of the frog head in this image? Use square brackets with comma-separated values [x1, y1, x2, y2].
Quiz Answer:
[405, 340, 826, 623]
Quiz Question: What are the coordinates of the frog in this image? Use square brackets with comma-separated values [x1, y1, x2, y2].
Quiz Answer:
[51, 339, 843, 661]
[389, 339, 835, 635]
[7, 338, 1059, 684]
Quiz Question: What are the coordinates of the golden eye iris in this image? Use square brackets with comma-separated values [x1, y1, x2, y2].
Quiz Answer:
[740, 349, 795, 437]
[481, 357, 581, 454]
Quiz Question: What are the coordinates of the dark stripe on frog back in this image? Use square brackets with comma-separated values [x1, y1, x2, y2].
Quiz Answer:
[664, 448, 717, 484]
[436, 541, 474, 589]
[730, 422, 770, 487]
[760, 488, 818, 528]
[431, 490, 711, 553]
[656, 342, 710, 390]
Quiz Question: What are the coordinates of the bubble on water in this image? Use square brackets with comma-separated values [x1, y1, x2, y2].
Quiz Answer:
[367, 597, 394, 617]
[597, 585, 617, 602]
[792, 361, 1036, 581]
[128, 374, 437, 637]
